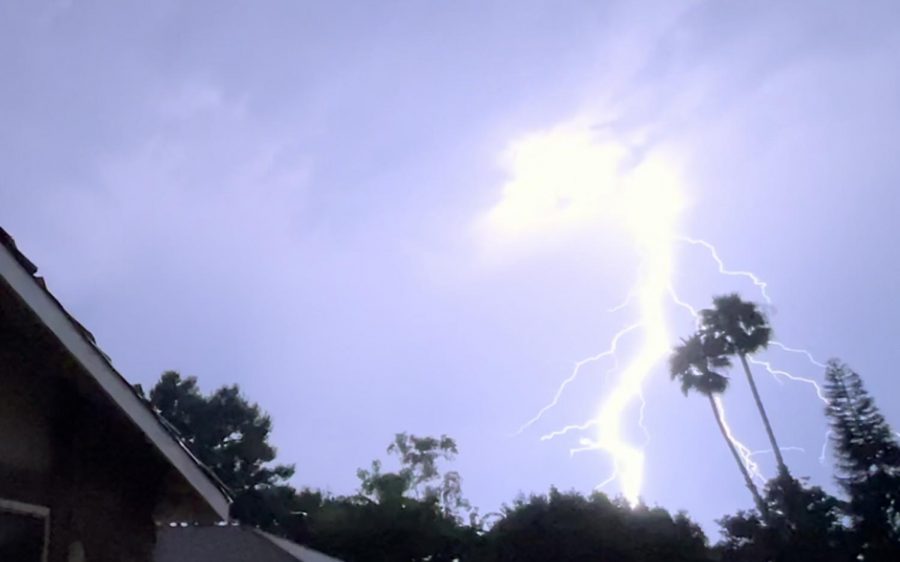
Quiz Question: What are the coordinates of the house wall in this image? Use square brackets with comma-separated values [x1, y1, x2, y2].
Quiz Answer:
[0, 334, 167, 562]
[0, 364, 53, 474]
[0, 350, 55, 508]
[47, 380, 167, 562]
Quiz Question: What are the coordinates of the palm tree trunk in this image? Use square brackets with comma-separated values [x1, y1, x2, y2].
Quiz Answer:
[708, 394, 768, 517]
[738, 353, 788, 476]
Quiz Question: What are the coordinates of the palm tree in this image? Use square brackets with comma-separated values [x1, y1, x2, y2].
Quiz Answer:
[670, 334, 768, 516]
[698, 294, 788, 476]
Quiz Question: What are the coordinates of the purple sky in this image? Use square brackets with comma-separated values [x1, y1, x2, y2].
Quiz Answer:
[3, 0, 900, 534]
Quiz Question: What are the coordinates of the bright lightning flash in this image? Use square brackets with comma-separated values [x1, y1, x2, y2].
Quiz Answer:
[486, 123, 699, 505]
[487, 122, 827, 505]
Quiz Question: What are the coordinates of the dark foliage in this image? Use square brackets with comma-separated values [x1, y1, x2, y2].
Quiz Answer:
[146, 348, 900, 561]
[300, 432, 478, 562]
[147, 371, 297, 529]
[698, 294, 771, 357]
[669, 333, 731, 396]
[697, 294, 788, 478]
[716, 474, 851, 561]
[477, 489, 710, 562]
[825, 361, 900, 560]
[670, 333, 767, 515]
[304, 494, 478, 562]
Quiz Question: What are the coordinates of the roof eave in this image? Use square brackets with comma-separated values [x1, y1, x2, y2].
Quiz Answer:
[0, 231, 230, 520]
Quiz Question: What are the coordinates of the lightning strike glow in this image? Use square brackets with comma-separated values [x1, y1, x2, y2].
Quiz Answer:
[580, 236, 672, 503]
[488, 124, 684, 505]
[491, 123, 827, 506]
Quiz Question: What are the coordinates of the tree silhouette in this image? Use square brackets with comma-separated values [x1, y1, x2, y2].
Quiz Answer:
[669, 333, 768, 516]
[147, 371, 296, 528]
[357, 432, 472, 521]
[304, 493, 475, 562]
[717, 474, 851, 561]
[480, 489, 709, 562]
[824, 360, 900, 559]
[698, 294, 787, 476]
[308, 433, 477, 562]
[139, 357, 900, 561]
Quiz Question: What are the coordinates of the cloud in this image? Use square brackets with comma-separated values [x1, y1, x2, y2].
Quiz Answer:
[32, 81, 309, 289]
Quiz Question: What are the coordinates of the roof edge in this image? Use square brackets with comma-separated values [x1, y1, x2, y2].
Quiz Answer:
[0, 229, 230, 520]
[254, 529, 346, 562]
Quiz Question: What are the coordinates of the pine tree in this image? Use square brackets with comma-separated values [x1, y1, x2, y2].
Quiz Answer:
[824, 360, 900, 559]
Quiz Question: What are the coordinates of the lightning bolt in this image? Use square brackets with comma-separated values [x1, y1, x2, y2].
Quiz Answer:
[667, 271, 769, 486]
[763, 344, 900, 462]
[750, 446, 807, 457]
[526, 226, 672, 504]
[751, 341, 832, 463]
[608, 291, 637, 313]
[518, 235, 837, 502]
[768, 341, 827, 368]
[819, 430, 833, 464]
[715, 395, 765, 484]
[494, 127, 827, 506]
[682, 241, 833, 469]
[576, 232, 672, 503]
[747, 357, 828, 404]
[816, 429, 900, 464]
[678, 237, 772, 304]
[668, 284, 699, 321]
[540, 417, 601, 441]
[637, 392, 651, 445]
[514, 323, 641, 437]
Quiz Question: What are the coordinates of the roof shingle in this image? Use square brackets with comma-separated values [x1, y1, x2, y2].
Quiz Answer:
[154, 526, 345, 562]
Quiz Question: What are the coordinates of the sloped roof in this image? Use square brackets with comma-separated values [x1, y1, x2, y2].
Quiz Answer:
[154, 525, 345, 562]
[0, 227, 230, 520]
[258, 531, 346, 562]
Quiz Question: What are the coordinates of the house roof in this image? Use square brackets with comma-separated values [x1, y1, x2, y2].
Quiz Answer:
[0, 227, 230, 520]
[154, 525, 345, 562]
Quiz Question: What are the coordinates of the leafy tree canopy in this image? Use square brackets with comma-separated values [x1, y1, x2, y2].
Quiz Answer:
[146, 371, 296, 528]
[716, 474, 851, 562]
[480, 489, 709, 562]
